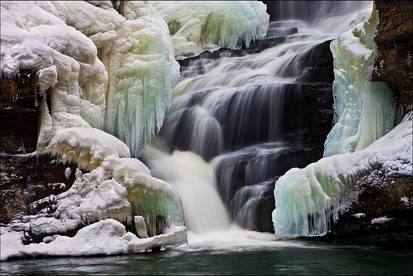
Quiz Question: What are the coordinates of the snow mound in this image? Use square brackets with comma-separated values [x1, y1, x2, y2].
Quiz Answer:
[1, 219, 186, 260]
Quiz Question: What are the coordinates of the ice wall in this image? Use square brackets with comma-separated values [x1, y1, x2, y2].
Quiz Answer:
[0, 1, 185, 258]
[272, 5, 409, 237]
[323, 5, 398, 157]
[151, 1, 269, 57]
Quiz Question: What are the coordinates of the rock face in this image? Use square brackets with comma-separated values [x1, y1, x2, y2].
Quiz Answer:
[372, 0, 413, 108]
[0, 73, 76, 224]
[0, 70, 39, 154]
[319, 165, 413, 248]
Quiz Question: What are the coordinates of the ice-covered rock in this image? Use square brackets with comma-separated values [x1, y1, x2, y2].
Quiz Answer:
[0, 219, 186, 260]
[323, 4, 399, 156]
[273, 111, 412, 237]
[152, 1, 269, 57]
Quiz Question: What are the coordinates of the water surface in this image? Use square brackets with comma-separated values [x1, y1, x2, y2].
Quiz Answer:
[2, 245, 412, 275]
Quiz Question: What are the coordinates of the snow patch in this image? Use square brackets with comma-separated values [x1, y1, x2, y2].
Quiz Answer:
[371, 216, 393, 225]
[352, 213, 366, 219]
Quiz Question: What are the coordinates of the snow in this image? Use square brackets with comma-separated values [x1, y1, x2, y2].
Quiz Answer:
[352, 213, 366, 219]
[400, 197, 409, 207]
[273, 110, 412, 236]
[1, 219, 186, 260]
[152, 1, 269, 57]
[371, 216, 393, 225]
[46, 127, 131, 171]
[64, 167, 71, 179]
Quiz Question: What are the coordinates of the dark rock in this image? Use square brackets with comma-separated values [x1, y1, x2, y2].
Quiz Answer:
[372, 0, 413, 108]
[315, 164, 413, 248]
[0, 71, 77, 224]
[0, 70, 39, 153]
[0, 153, 77, 224]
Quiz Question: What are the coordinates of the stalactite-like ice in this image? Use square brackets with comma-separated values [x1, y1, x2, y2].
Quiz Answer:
[272, 6, 411, 237]
[151, 1, 269, 57]
[323, 5, 398, 157]
[95, 1, 180, 157]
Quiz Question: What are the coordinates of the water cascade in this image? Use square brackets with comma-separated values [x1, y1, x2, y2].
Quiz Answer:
[146, 1, 370, 235]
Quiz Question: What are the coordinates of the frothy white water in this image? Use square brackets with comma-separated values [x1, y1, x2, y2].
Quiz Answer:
[143, 145, 230, 234]
[142, 145, 295, 248]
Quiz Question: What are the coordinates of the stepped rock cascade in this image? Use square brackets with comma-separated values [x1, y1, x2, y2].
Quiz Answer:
[152, 1, 369, 232]
[273, 4, 411, 237]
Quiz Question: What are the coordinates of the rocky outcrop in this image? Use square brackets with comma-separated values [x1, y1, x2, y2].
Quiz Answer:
[0, 154, 76, 224]
[0, 73, 76, 224]
[0, 70, 39, 154]
[372, 0, 413, 108]
[318, 164, 413, 248]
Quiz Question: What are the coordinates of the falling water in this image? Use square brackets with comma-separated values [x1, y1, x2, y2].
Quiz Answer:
[143, 1, 371, 245]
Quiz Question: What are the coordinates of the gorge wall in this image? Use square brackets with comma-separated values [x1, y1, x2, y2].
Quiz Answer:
[372, 0, 413, 109]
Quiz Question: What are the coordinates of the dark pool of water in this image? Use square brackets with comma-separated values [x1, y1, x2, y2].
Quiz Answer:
[1, 245, 412, 275]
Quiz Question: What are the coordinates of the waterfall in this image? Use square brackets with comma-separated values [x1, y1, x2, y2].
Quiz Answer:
[142, 146, 231, 234]
[144, 1, 370, 239]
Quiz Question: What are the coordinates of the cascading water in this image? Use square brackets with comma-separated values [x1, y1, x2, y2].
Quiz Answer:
[143, 1, 371, 244]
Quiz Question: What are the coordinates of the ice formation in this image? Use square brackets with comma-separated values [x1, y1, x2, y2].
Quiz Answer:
[0, 1, 186, 259]
[151, 1, 269, 57]
[323, 5, 398, 157]
[273, 111, 412, 236]
[95, 1, 180, 157]
[272, 5, 412, 237]
[1, 219, 186, 260]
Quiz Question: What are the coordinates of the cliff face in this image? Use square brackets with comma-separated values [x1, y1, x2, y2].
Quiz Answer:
[372, 0, 413, 108]
[0, 73, 76, 224]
